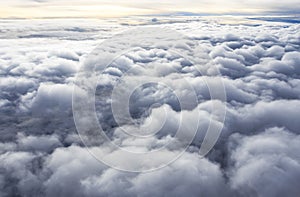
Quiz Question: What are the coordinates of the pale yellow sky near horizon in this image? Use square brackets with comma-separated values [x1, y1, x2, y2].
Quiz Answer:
[0, 0, 299, 18]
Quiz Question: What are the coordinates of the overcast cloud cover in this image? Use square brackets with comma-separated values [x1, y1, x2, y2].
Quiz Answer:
[0, 16, 300, 197]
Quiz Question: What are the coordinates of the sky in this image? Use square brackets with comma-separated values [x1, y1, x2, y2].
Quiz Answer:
[1, 0, 300, 18]
[1, 17, 300, 196]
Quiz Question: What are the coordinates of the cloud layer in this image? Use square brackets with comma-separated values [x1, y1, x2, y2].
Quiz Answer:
[0, 17, 300, 196]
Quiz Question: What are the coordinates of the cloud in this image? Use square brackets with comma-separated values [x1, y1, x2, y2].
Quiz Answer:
[82, 153, 231, 197]
[0, 16, 300, 196]
[30, 83, 73, 116]
[228, 127, 300, 197]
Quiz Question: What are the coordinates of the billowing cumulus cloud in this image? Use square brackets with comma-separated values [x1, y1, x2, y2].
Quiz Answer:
[0, 16, 300, 196]
[228, 127, 300, 197]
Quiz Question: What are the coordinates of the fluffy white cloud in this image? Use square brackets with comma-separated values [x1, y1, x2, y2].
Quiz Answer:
[30, 83, 74, 116]
[228, 127, 300, 197]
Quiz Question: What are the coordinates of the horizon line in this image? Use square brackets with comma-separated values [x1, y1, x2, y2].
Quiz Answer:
[0, 11, 299, 20]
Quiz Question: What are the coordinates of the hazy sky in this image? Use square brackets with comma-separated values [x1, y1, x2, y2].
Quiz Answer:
[0, 0, 299, 18]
